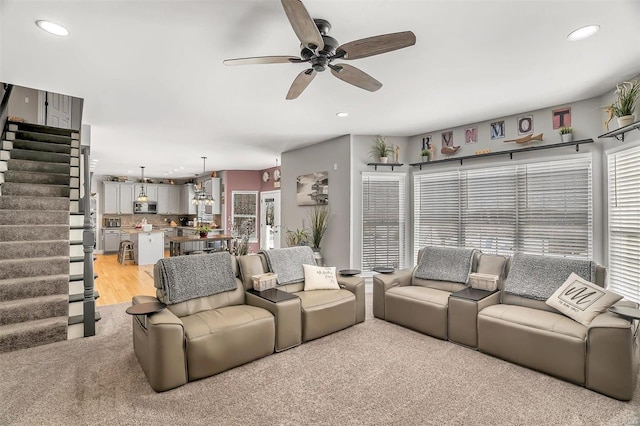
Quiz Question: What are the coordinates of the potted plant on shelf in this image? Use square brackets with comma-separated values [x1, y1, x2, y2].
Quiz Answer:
[195, 225, 211, 238]
[421, 148, 432, 162]
[306, 205, 330, 266]
[559, 127, 573, 142]
[370, 135, 392, 163]
[613, 80, 640, 128]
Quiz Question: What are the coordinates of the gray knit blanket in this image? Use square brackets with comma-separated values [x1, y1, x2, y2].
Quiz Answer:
[414, 247, 477, 284]
[260, 246, 316, 285]
[157, 252, 237, 305]
[504, 253, 596, 301]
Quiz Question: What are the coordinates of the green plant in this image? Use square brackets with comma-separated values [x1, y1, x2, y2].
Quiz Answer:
[420, 148, 432, 157]
[369, 135, 391, 160]
[195, 225, 211, 235]
[613, 80, 640, 117]
[306, 204, 330, 249]
[558, 127, 573, 135]
[284, 227, 309, 247]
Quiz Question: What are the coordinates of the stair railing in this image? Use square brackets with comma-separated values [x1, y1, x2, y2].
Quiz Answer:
[0, 84, 14, 136]
[80, 144, 96, 336]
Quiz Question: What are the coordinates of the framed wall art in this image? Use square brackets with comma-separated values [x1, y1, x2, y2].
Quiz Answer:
[465, 126, 478, 144]
[552, 107, 571, 129]
[442, 131, 453, 148]
[296, 171, 328, 206]
[490, 120, 505, 140]
[517, 115, 534, 135]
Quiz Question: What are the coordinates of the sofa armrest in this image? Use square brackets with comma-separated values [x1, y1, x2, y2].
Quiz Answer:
[337, 275, 365, 324]
[373, 268, 413, 319]
[246, 292, 302, 352]
[131, 296, 188, 392]
[585, 304, 640, 400]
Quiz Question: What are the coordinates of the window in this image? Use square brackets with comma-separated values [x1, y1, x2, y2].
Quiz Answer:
[608, 146, 640, 303]
[414, 157, 592, 260]
[231, 191, 258, 242]
[362, 173, 406, 271]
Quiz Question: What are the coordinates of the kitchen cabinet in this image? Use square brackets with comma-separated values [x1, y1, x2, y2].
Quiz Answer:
[181, 185, 197, 215]
[131, 231, 164, 265]
[103, 229, 121, 253]
[169, 186, 181, 214]
[161, 227, 176, 249]
[120, 231, 131, 242]
[103, 182, 134, 214]
[204, 178, 222, 215]
[134, 184, 158, 202]
[156, 185, 170, 214]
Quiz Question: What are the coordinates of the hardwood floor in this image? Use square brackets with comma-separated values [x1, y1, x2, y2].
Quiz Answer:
[94, 253, 161, 306]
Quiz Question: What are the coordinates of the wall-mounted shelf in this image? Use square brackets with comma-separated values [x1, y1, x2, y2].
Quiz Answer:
[367, 162, 403, 171]
[409, 139, 594, 169]
[598, 121, 640, 142]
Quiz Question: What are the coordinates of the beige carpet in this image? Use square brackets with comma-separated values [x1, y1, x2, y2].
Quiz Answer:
[0, 295, 638, 426]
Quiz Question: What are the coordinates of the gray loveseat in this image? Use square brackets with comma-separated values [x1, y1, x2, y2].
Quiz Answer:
[374, 247, 640, 400]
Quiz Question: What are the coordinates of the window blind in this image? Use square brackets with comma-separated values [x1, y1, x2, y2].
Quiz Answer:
[414, 157, 592, 260]
[608, 146, 640, 303]
[362, 173, 406, 271]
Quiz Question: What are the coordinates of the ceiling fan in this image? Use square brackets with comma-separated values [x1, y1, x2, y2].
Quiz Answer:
[224, 0, 416, 100]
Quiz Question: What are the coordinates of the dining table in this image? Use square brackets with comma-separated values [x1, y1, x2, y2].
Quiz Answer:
[167, 234, 234, 256]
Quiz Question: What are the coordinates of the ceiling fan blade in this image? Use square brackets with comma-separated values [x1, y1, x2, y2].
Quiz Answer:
[223, 56, 300, 66]
[330, 64, 382, 92]
[281, 0, 324, 51]
[337, 31, 416, 60]
[286, 69, 316, 100]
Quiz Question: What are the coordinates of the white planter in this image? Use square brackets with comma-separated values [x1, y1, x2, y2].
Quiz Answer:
[379, 156, 388, 164]
[561, 133, 573, 143]
[617, 115, 636, 128]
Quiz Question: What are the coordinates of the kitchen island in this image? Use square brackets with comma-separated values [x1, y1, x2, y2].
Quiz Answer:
[129, 229, 165, 265]
[167, 234, 234, 256]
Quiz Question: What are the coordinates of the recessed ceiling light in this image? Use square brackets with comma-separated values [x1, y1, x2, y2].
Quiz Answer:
[336, 112, 349, 118]
[567, 24, 599, 41]
[36, 20, 70, 37]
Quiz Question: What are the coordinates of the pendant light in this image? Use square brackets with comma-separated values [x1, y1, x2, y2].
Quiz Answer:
[192, 157, 214, 206]
[137, 166, 148, 202]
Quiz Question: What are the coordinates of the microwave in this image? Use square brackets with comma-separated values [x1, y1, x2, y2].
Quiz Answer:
[133, 201, 157, 214]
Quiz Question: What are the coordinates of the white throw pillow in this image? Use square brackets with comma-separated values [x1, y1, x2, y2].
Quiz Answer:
[545, 273, 623, 326]
[303, 264, 340, 291]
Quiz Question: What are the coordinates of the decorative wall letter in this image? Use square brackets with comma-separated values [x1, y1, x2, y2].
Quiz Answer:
[517, 115, 534, 135]
[490, 120, 505, 140]
[465, 127, 478, 144]
[552, 107, 571, 129]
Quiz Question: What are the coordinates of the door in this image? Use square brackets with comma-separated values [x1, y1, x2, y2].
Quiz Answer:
[45, 92, 72, 128]
[260, 190, 281, 250]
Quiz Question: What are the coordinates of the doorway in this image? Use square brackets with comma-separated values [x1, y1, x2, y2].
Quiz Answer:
[38, 91, 72, 128]
[260, 190, 281, 250]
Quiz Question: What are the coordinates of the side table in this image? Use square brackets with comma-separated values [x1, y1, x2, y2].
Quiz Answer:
[246, 288, 302, 352]
[126, 301, 166, 315]
[448, 288, 499, 348]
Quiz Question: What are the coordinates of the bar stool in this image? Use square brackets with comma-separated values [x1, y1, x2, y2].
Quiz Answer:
[118, 240, 135, 265]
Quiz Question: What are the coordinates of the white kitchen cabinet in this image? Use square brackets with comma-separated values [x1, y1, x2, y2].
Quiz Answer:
[103, 182, 134, 214]
[169, 186, 181, 214]
[181, 184, 197, 215]
[131, 231, 164, 265]
[204, 178, 221, 215]
[157, 185, 170, 214]
[134, 183, 158, 202]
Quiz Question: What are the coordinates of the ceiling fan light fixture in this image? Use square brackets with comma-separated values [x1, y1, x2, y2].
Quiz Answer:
[36, 20, 70, 36]
[567, 24, 600, 41]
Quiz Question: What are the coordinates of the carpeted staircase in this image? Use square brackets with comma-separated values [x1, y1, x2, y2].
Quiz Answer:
[0, 121, 80, 352]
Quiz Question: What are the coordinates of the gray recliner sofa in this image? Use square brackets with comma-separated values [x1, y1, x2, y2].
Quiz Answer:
[374, 247, 640, 400]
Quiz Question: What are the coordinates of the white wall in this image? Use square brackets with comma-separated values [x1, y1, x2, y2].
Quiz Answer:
[281, 135, 351, 269]
[8, 85, 38, 123]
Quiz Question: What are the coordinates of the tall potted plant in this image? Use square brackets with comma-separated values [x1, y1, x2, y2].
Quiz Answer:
[306, 204, 330, 266]
[370, 135, 391, 163]
[613, 80, 640, 128]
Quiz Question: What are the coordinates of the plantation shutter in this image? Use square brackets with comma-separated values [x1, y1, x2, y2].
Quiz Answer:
[516, 158, 592, 258]
[362, 173, 406, 271]
[461, 166, 517, 255]
[608, 147, 640, 302]
[414, 170, 461, 261]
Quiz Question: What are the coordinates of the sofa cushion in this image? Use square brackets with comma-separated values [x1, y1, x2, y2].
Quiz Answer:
[387, 286, 451, 307]
[293, 289, 356, 341]
[545, 273, 623, 326]
[385, 286, 451, 339]
[181, 304, 275, 381]
[414, 246, 477, 284]
[503, 253, 596, 302]
[303, 264, 340, 290]
[479, 304, 587, 339]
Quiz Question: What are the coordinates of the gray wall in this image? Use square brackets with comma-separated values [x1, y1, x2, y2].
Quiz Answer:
[408, 97, 607, 264]
[350, 135, 411, 270]
[281, 135, 351, 269]
[8, 85, 38, 123]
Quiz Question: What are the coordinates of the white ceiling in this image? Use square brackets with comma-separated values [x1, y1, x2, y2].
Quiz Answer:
[1, 0, 639, 178]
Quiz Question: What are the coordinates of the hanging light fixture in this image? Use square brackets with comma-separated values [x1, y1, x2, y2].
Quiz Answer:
[192, 157, 214, 206]
[137, 166, 148, 202]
